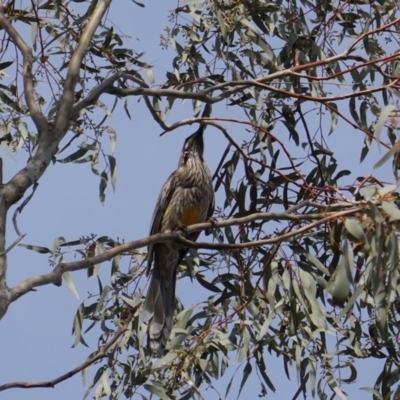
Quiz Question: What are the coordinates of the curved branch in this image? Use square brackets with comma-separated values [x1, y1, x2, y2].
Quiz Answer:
[103, 77, 396, 108]
[0, 8, 48, 136]
[71, 71, 122, 118]
[346, 17, 400, 54]
[9, 202, 362, 303]
[0, 322, 129, 392]
[69, 17, 400, 130]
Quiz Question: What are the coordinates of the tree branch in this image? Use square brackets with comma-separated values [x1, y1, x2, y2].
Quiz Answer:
[0, 190, 7, 319]
[9, 203, 362, 303]
[0, 7, 48, 136]
[66, 18, 400, 133]
[12, 182, 38, 237]
[103, 77, 395, 108]
[0, 1, 112, 321]
[54, 0, 112, 135]
[0, 234, 26, 258]
[0, 322, 129, 391]
[71, 71, 122, 118]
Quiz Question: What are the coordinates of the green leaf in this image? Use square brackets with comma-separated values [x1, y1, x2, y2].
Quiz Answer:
[99, 171, 108, 204]
[132, 0, 145, 8]
[373, 145, 399, 169]
[237, 362, 252, 400]
[374, 104, 396, 148]
[0, 61, 14, 70]
[102, 370, 111, 397]
[144, 381, 172, 400]
[382, 201, 400, 221]
[225, 366, 240, 399]
[326, 372, 347, 400]
[58, 147, 89, 163]
[81, 365, 89, 387]
[60, 238, 91, 247]
[95, 285, 110, 314]
[339, 362, 357, 384]
[123, 98, 131, 120]
[108, 155, 117, 191]
[121, 293, 142, 309]
[16, 122, 28, 151]
[326, 240, 354, 305]
[345, 219, 365, 242]
[216, 10, 228, 43]
[91, 151, 99, 176]
[83, 367, 105, 400]
[175, 308, 193, 329]
[30, 22, 38, 50]
[144, 68, 154, 84]
[63, 271, 79, 300]
[237, 326, 251, 363]
[98, 101, 112, 119]
[89, 242, 105, 278]
[360, 387, 383, 400]
[52, 236, 65, 262]
[196, 274, 221, 293]
[106, 126, 116, 154]
[378, 184, 397, 196]
[327, 103, 339, 134]
[18, 243, 51, 254]
[304, 253, 330, 275]
[349, 97, 360, 126]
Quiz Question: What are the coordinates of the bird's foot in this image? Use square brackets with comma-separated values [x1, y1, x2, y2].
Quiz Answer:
[174, 225, 188, 238]
[205, 217, 218, 236]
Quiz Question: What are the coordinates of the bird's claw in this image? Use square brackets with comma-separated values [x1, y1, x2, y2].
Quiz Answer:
[174, 225, 188, 238]
[205, 217, 218, 236]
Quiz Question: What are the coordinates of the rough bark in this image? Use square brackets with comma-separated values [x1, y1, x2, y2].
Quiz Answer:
[0, 0, 112, 320]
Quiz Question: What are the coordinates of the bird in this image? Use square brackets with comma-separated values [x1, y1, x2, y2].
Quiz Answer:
[142, 124, 215, 356]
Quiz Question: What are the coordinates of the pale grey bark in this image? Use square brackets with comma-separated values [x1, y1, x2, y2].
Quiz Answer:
[0, 0, 112, 320]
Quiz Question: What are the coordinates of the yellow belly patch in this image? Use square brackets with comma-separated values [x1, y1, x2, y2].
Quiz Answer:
[178, 207, 203, 226]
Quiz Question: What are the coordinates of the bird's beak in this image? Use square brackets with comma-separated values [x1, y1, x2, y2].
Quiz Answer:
[195, 124, 206, 137]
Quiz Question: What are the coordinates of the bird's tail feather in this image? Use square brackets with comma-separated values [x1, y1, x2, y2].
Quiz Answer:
[142, 264, 176, 356]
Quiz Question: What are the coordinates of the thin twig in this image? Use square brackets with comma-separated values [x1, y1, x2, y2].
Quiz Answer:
[0, 321, 131, 391]
[69, 17, 400, 125]
[105, 50, 398, 103]
[12, 183, 38, 237]
[0, 234, 26, 257]
[297, 103, 325, 183]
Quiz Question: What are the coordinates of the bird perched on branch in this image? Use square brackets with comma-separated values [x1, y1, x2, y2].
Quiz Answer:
[142, 124, 215, 355]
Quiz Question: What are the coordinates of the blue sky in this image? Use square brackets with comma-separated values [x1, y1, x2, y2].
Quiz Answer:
[0, 1, 395, 400]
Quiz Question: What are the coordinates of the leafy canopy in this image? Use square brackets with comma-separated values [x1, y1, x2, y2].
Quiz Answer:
[1, 1, 400, 399]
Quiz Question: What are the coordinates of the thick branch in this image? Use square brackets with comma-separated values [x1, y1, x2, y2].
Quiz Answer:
[0, 8, 51, 316]
[54, 0, 111, 135]
[0, 194, 7, 319]
[0, 0, 112, 321]
[9, 203, 362, 302]
[0, 324, 128, 391]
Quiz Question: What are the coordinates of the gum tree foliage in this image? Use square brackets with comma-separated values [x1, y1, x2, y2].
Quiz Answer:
[1, 0, 400, 399]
